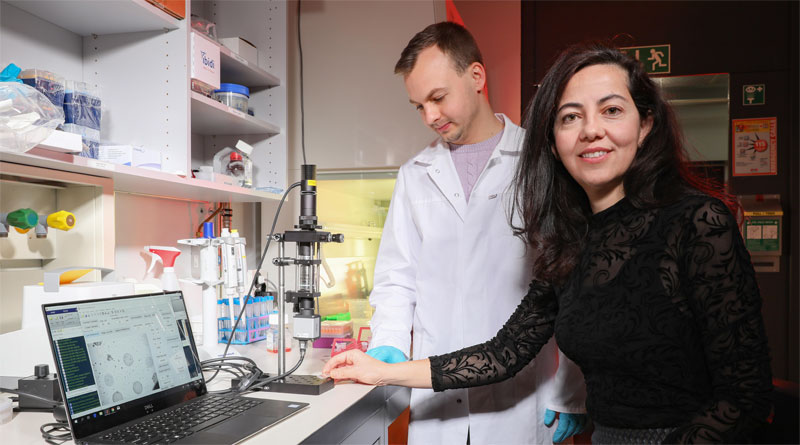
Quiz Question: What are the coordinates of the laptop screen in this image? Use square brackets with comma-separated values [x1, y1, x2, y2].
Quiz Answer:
[43, 292, 206, 439]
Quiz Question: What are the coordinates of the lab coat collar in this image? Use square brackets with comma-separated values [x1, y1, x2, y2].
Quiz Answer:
[413, 114, 521, 221]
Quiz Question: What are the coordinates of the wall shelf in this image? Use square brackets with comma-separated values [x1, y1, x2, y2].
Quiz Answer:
[219, 45, 281, 89]
[5, 0, 181, 36]
[190, 91, 281, 136]
[0, 148, 282, 203]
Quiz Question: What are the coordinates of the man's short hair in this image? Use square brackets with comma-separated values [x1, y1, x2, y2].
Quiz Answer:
[394, 22, 483, 76]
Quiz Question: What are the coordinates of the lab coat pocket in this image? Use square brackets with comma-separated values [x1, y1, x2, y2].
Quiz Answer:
[409, 197, 458, 242]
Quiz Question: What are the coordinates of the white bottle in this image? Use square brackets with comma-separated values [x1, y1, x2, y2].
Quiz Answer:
[266, 311, 280, 353]
[266, 310, 293, 353]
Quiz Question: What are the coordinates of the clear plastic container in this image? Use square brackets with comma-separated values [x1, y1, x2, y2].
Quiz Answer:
[346, 298, 373, 319]
[226, 150, 253, 188]
[318, 294, 349, 317]
[213, 83, 249, 113]
[190, 14, 218, 41]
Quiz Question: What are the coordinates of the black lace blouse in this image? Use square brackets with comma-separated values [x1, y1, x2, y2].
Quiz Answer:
[430, 194, 773, 443]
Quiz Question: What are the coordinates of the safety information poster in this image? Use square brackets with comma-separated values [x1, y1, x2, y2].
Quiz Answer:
[744, 218, 781, 252]
[732, 117, 777, 176]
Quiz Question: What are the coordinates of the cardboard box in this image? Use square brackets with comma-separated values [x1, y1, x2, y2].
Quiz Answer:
[191, 31, 220, 91]
[219, 37, 258, 66]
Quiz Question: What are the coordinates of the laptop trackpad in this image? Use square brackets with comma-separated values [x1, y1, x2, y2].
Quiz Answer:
[210, 414, 278, 435]
[185, 415, 278, 444]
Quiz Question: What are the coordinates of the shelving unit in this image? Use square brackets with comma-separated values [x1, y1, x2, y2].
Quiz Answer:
[0, 0, 288, 200]
[0, 0, 289, 335]
[0, 149, 281, 203]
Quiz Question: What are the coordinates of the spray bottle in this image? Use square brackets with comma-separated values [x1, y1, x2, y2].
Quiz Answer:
[145, 246, 181, 291]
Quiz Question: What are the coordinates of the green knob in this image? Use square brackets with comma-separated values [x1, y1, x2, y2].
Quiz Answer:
[7, 208, 38, 229]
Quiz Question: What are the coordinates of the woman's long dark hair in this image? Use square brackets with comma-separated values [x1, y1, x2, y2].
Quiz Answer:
[512, 42, 734, 284]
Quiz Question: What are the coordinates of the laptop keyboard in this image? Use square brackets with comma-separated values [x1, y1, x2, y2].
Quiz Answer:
[99, 395, 263, 444]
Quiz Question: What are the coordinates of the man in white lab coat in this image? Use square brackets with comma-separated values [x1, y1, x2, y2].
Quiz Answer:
[367, 23, 587, 444]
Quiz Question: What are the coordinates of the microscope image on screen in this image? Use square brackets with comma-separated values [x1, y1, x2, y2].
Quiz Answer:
[86, 332, 160, 405]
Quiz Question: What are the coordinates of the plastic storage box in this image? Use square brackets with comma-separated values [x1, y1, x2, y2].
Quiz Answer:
[321, 320, 353, 338]
[213, 83, 249, 113]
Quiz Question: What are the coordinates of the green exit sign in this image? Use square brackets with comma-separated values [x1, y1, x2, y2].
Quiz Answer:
[620, 44, 671, 74]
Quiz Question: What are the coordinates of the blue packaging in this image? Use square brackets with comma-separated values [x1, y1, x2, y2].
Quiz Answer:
[19, 69, 64, 108]
[61, 80, 101, 159]
[64, 81, 101, 130]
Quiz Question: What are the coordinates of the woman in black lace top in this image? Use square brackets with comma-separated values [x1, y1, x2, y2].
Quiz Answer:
[324, 43, 773, 444]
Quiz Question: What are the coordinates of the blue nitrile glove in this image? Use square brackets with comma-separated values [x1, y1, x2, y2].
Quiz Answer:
[544, 409, 588, 443]
[0, 63, 23, 83]
[366, 346, 408, 364]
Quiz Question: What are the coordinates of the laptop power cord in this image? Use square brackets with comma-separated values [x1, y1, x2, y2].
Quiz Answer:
[40, 421, 71, 445]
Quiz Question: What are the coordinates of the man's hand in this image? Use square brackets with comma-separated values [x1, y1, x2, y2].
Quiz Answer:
[322, 349, 391, 385]
[544, 409, 588, 443]
[366, 346, 408, 364]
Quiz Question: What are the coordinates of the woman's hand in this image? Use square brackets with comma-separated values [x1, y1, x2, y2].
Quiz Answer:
[322, 349, 391, 385]
[323, 350, 434, 388]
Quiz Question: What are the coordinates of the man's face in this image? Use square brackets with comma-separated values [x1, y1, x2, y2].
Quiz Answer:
[404, 46, 482, 144]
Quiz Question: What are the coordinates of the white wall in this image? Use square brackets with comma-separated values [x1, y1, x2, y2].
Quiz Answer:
[0, 2, 83, 80]
[286, 0, 437, 173]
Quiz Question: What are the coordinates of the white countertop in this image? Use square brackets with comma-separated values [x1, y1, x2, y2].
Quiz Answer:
[0, 332, 382, 444]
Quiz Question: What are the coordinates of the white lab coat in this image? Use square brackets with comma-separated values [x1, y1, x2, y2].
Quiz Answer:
[369, 115, 586, 445]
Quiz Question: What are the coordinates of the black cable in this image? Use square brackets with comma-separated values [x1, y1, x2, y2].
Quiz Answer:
[244, 345, 306, 393]
[297, 0, 307, 165]
[202, 181, 302, 384]
[0, 387, 62, 406]
[40, 421, 71, 445]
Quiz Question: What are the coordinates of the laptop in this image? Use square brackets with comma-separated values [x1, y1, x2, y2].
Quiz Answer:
[42, 291, 309, 444]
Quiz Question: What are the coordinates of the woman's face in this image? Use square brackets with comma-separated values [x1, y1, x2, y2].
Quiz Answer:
[553, 64, 653, 211]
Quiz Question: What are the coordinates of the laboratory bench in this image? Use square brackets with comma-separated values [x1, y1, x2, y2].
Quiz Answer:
[0, 329, 410, 444]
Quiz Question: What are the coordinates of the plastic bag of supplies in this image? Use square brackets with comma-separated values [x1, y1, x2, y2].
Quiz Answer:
[0, 82, 65, 153]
